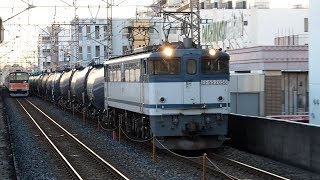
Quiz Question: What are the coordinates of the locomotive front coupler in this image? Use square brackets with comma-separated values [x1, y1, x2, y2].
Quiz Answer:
[183, 121, 200, 137]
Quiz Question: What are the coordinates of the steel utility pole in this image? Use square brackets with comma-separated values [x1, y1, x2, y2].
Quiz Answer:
[162, 0, 201, 48]
[105, 0, 113, 60]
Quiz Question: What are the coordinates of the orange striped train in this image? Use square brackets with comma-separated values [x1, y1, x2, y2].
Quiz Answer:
[4, 70, 29, 97]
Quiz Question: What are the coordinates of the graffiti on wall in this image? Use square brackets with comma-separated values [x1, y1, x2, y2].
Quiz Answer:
[201, 12, 247, 49]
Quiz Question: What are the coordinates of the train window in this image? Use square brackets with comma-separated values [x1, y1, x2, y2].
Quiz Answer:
[148, 58, 180, 75]
[187, 60, 197, 75]
[142, 60, 147, 74]
[125, 69, 130, 82]
[201, 57, 229, 74]
[135, 69, 140, 81]
[130, 69, 135, 82]
[218, 59, 229, 73]
[110, 69, 115, 82]
[9, 72, 29, 81]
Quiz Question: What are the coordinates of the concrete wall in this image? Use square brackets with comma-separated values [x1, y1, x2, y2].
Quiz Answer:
[228, 46, 308, 72]
[200, 9, 308, 49]
[230, 73, 265, 116]
[228, 114, 320, 173]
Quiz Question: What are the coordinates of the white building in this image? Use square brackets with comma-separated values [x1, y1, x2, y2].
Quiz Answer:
[200, 8, 308, 49]
[38, 25, 70, 71]
[70, 18, 109, 67]
[70, 17, 163, 66]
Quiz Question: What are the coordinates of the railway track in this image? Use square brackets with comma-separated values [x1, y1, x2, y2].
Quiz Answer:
[16, 98, 129, 180]
[108, 127, 289, 179]
[204, 153, 290, 180]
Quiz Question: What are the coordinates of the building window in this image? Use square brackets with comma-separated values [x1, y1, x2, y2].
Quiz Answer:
[122, 46, 128, 54]
[86, 25, 91, 38]
[104, 45, 107, 58]
[103, 25, 107, 38]
[43, 62, 50, 68]
[79, 46, 82, 54]
[304, 18, 308, 32]
[78, 26, 82, 34]
[244, 21, 248, 26]
[95, 26, 100, 39]
[42, 36, 50, 43]
[95, 45, 100, 57]
[42, 49, 50, 55]
[87, 46, 91, 60]
[79, 46, 82, 61]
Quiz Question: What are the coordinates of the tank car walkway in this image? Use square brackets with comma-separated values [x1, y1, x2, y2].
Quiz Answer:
[0, 88, 15, 179]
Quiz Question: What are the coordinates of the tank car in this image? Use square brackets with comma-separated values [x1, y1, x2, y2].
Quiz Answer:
[39, 73, 49, 96]
[30, 74, 40, 95]
[70, 66, 94, 108]
[46, 72, 62, 101]
[103, 43, 230, 150]
[59, 69, 75, 102]
[86, 64, 105, 116]
[45, 73, 55, 99]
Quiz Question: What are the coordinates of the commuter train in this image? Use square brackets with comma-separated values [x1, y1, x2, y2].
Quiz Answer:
[30, 42, 230, 150]
[4, 70, 29, 97]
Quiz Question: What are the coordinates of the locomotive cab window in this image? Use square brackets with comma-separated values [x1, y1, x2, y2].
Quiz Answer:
[187, 59, 197, 75]
[148, 57, 181, 75]
[201, 57, 229, 74]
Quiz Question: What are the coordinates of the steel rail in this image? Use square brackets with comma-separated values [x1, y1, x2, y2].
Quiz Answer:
[209, 153, 290, 180]
[19, 98, 130, 180]
[17, 99, 83, 180]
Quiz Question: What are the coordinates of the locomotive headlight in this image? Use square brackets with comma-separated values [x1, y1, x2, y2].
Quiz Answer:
[163, 47, 173, 57]
[218, 96, 224, 102]
[209, 49, 216, 56]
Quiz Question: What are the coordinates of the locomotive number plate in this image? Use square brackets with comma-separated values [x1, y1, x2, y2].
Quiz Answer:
[201, 80, 228, 85]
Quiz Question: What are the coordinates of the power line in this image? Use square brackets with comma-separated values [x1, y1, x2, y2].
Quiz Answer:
[0, 4, 155, 9]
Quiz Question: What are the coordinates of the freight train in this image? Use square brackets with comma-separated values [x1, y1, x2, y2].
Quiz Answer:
[4, 70, 29, 97]
[30, 42, 230, 150]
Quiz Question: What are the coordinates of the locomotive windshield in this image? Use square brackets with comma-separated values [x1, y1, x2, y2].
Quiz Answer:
[201, 56, 229, 74]
[148, 57, 181, 75]
[9, 72, 29, 81]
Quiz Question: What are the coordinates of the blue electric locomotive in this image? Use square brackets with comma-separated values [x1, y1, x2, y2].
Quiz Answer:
[104, 42, 230, 149]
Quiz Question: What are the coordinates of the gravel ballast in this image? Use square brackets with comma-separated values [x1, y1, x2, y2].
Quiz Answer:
[4, 95, 320, 179]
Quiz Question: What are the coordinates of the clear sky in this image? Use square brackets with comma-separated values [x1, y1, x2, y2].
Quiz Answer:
[0, 0, 309, 68]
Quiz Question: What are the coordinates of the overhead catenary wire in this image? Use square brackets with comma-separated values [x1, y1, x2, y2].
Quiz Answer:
[2, 0, 160, 69]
